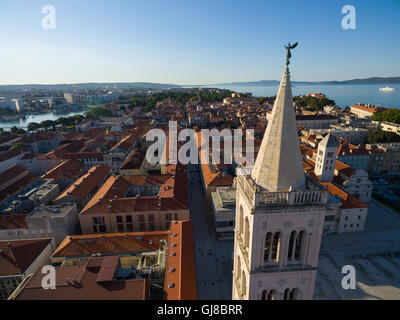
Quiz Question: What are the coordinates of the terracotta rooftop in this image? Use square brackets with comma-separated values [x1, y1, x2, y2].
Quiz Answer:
[62, 152, 104, 160]
[52, 231, 169, 258]
[0, 214, 28, 230]
[351, 104, 385, 114]
[55, 164, 110, 201]
[120, 146, 146, 170]
[0, 172, 37, 202]
[0, 165, 28, 187]
[321, 182, 369, 209]
[81, 163, 188, 215]
[41, 159, 84, 181]
[0, 148, 27, 163]
[335, 160, 355, 177]
[164, 220, 197, 300]
[12, 264, 150, 300]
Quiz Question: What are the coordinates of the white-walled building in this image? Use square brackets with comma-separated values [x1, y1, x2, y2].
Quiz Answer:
[315, 134, 338, 182]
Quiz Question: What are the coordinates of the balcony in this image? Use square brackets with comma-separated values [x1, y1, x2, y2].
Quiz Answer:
[237, 173, 328, 209]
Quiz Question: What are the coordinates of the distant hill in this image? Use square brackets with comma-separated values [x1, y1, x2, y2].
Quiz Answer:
[209, 76, 400, 86]
[1, 76, 400, 91]
[0, 82, 180, 91]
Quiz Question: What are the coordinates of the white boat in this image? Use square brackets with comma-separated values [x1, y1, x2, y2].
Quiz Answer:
[379, 86, 396, 92]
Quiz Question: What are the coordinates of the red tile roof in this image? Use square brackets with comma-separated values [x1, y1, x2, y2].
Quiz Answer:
[164, 220, 197, 300]
[41, 159, 84, 181]
[0, 165, 28, 187]
[0, 214, 28, 230]
[81, 163, 188, 215]
[55, 164, 110, 201]
[12, 265, 150, 300]
[321, 182, 368, 209]
[52, 231, 169, 257]
[0, 239, 53, 276]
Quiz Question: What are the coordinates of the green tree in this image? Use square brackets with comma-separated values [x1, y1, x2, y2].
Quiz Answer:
[10, 126, 19, 134]
[85, 106, 112, 118]
[9, 142, 24, 151]
[28, 122, 41, 132]
[372, 109, 400, 124]
[367, 129, 400, 144]
[294, 95, 336, 111]
[41, 120, 56, 130]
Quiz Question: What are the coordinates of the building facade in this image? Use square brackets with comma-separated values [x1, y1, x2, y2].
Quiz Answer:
[232, 66, 329, 300]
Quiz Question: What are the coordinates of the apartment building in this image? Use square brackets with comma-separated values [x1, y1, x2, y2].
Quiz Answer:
[78, 164, 189, 234]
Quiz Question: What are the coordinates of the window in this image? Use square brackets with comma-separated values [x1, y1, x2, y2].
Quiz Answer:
[216, 221, 229, 228]
[93, 217, 106, 233]
[272, 232, 280, 261]
[283, 288, 298, 300]
[264, 232, 280, 263]
[261, 289, 275, 300]
[116, 216, 123, 223]
[148, 215, 154, 222]
[149, 223, 155, 231]
[288, 231, 296, 260]
[126, 216, 132, 223]
[264, 233, 272, 264]
[295, 231, 304, 260]
[166, 213, 172, 228]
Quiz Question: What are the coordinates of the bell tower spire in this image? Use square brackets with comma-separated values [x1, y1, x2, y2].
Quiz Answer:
[251, 65, 305, 192]
[233, 43, 329, 301]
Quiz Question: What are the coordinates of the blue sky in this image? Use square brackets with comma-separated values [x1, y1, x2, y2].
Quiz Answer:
[0, 0, 399, 85]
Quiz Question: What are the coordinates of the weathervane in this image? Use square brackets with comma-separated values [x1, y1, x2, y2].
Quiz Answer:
[285, 42, 298, 66]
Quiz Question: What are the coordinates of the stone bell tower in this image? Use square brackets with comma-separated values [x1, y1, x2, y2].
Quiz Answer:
[232, 52, 329, 300]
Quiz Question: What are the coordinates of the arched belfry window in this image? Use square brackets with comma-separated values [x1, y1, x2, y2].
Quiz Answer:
[263, 232, 280, 263]
[288, 231, 296, 260]
[283, 288, 299, 300]
[288, 230, 306, 261]
[271, 232, 280, 261]
[295, 230, 305, 260]
[264, 233, 272, 263]
[261, 289, 276, 300]
[289, 288, 298, 300]
[283, 288, 290, 300]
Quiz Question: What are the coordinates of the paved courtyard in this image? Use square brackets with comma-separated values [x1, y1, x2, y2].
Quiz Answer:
[315, 199, 400, 300]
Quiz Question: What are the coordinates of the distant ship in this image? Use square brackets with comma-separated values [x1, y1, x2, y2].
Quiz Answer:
[379, 86, 396, 92]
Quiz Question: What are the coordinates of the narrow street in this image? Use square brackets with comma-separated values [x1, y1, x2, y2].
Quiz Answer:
[188, 164, 233, 300]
